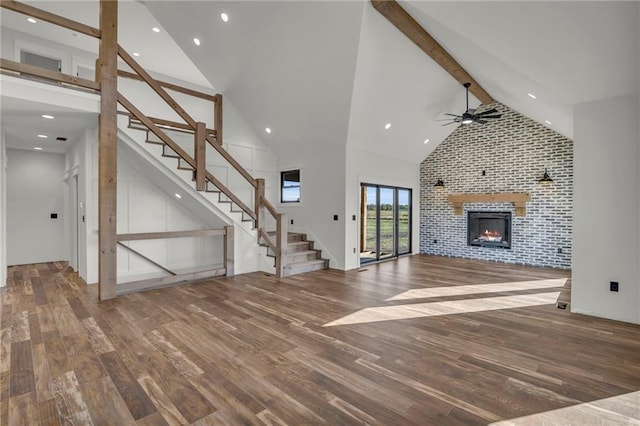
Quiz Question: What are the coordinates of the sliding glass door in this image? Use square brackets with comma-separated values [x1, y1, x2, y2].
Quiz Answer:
[360, 184, 411, 264]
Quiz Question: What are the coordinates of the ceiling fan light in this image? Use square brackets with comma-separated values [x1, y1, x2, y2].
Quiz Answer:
[462, 118, 473, 124]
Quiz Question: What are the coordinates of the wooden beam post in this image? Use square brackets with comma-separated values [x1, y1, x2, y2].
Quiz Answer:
[214, 94, 223, 144]
[275, 213, 288, 278]
[224, 226, 234, 276]
[195, 121, 206, 191]
[255, 178, 265, 230]
[98, 0, 118, 301]
[371, 0, 493, 105]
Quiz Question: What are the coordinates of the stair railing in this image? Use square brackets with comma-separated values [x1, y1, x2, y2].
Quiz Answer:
[116, 45, 288, 276]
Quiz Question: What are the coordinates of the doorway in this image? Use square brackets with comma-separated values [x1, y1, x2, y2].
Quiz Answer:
[360, 184, 411, 264]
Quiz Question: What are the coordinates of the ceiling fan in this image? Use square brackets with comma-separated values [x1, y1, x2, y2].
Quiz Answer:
[439, 82, 502, 126]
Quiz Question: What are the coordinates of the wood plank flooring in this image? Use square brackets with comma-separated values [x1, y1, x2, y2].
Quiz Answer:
[1, 256, 639, 425]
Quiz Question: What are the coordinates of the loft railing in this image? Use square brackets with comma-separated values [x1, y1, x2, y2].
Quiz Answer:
[0, 0, 290, 295]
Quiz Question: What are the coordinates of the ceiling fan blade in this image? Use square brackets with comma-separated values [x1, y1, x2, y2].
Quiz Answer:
[476, 119, 488, 124]
[441, 121, 458, 126]
[444, 113, 461, 117]
[436, 119, 455, 122]
[479, 114, 502, 119]
[476, 108, 498, 116]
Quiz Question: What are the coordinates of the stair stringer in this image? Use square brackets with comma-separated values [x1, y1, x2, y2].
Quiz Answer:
[117, 127, 276, 275]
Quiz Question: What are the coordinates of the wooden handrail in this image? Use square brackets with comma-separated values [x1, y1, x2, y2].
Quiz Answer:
[1, 58, 100, 91]
[1, 0, 101, 38]
[205, 171, 257, 221]
[120, 112, 216, 134]
[260, 196, 279, 219]
[258, 228, 277, 253]
[118, 45, 197, 129]
[118, 92, 196, 168]
[118, 69, 218, 102]
[206, 135, 257, 188]
[117, 229, 225, 241]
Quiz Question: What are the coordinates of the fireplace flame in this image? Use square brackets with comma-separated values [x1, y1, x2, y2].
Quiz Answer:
[478, 229, 502, 242]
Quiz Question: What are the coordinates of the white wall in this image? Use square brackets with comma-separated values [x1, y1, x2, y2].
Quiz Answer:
[573, 93, 640, 324]
[6, 149, 66, 265]
[0, 131, 6, 286]
[277, 142, 347, 270]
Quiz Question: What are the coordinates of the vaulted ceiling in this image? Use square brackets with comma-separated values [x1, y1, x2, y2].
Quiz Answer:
[2, 1, 639, 164]
[145, 0, 639, 163]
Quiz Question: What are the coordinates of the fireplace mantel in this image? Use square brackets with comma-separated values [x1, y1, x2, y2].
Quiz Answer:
[447, 193, 531, 216]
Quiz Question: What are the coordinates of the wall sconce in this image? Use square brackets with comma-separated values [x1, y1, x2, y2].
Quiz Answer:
[538, 168, 553, 183]
[434, 179, 445, 188]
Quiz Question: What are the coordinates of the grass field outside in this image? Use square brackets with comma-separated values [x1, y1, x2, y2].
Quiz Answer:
[364, 204, 410, 256]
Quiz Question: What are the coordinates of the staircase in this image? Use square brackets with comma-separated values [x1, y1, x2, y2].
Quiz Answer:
[125, 115, 330, 277]
[263, 232, 329, 276]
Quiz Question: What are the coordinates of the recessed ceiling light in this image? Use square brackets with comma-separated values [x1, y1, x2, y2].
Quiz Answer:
[41, 114, 54, 119]
[193, 38, 201, 46]
[152, 27, 160, 33]
[33, 147, 43, 151]
[220, 12, 229, 22]
[265, 127, 272, 134]
[424, 139, 430, 144]
[528, 93, 537, 99]
[544, 120, 552, 125]
[27, 17, 37, 24]
[384, 123, 391, 130]
[133, 52, 140, 57]
[174, 193, 182, 199]
[37, 134, 48, 138]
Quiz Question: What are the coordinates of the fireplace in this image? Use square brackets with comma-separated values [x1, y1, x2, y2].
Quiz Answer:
[467, 211, 512, 249]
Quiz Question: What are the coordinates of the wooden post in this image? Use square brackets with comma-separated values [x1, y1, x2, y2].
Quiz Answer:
[275, 213, 288, 278]
[255, 178, 265, 230]
[214, 94, 223, 145]
[97, 0, 118, 301]
[224, 225, 234, 276]
[195, 121, 206, 191]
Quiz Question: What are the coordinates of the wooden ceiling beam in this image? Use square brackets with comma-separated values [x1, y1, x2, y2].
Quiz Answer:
[371, 0, 493, 105]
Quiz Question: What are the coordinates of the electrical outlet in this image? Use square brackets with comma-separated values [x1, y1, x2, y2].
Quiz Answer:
[290, 219, 294, 225]
[353, 248, 356, 253]
[433, 239, 437, 244]
[333, 214, 338, 221]
[610, 281, 619, 292]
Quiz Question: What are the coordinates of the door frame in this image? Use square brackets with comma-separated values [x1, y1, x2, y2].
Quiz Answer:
[359, 183, 412, 265]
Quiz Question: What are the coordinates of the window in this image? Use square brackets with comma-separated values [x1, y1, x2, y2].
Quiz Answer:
[281, 169, 300, 203]
[20, 50, 61, 72]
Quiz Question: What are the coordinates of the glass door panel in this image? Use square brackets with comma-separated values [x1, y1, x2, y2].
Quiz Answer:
[379, 187, 395, 259]
[360, 185, 378, 263]
[397, 189, 411, 255]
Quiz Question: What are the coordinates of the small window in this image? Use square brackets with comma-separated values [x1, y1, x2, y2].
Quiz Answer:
[20, 50, 61, 72]
[281, 169, 300, 203]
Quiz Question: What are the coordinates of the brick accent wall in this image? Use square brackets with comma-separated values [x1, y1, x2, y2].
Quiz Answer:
[420, 102, 573, 269]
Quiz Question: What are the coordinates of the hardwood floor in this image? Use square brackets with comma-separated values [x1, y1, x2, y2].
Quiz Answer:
[1, 256, 639, 425]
